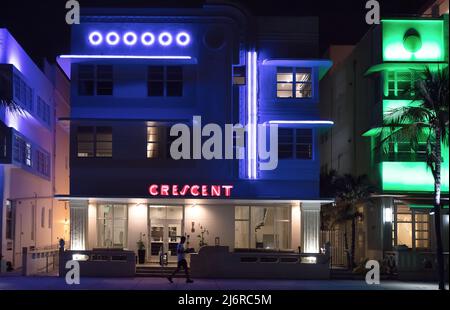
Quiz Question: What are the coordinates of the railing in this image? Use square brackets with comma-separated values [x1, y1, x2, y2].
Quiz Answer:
[22, 245, 59, 276]
[384, 250, 449, 273]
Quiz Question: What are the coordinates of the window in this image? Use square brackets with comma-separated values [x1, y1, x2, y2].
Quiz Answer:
[97, 204, 128, 248]
[5, 200, 13, 240]
[37, 96, 51, 127]
[148, 66, 183, 97]
[25, 143, 32, 167]
[383, 141, 428, 162]
[36, 149, 50, 177]
[48, 208, 52, 229]
[147, 126, 161, 158]
[393, 205, 430, 250]
[95, 127, 113, 157]
[78, 65, 113, 96]
[235, 206, 291, 250]
[77, 126, 112, 158]
[31, 203, 36, 241]
[277, 67, 312, 98]
[41, 207, 45, 228]
[278, 128, 313, 160]
[386, 70, 419, 98]
[13, 74, 33, 111]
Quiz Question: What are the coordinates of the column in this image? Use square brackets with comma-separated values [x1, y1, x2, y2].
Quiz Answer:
[301, 202, 320, 253]
[70, 200, 88, 250]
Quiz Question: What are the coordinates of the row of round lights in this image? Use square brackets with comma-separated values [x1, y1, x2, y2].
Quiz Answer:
[88, 31, 191, 47]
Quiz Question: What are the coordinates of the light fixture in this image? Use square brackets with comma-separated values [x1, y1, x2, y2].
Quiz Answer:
[106, 32, 120, 45]
[141, 32, 155, 46]
[159, 32, 173, 46]
[430, 211, 435, 215]
[268, 120, 334, 125]
[123, 32, 138, 46]
[384, 207, 393, 223]
[88, 31, 103, 45]
[59, 55, 192, 60]
[176, 32, 190, 46]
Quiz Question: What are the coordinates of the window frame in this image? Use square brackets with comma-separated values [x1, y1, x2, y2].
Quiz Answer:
[78, 65, 114, 96]
[76, 126, 113, 158]
[276, 67, 313, 99]
[278, 128, 314, 160]
[147, 66, 183, 97]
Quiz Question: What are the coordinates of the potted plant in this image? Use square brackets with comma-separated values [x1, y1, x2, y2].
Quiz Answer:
[136, 233, 146, 264]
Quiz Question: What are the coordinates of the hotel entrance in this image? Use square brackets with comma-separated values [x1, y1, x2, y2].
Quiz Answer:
[148, 205, 184, 263]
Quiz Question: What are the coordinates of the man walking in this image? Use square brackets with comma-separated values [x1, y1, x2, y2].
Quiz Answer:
[167, 236, 194, 283]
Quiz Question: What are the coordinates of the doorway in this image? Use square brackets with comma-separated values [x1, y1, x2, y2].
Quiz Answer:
[148, 206, 183, 263]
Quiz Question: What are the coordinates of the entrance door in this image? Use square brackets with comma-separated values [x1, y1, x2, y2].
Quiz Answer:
[149, 206, 183, 263]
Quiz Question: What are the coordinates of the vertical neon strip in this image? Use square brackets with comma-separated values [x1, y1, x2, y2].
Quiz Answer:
[246, 50, 258, 179]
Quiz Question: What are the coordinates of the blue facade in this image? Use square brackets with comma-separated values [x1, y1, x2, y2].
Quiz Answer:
[61, 5, 332, 201]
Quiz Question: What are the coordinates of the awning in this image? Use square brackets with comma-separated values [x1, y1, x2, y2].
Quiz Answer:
[262, 59, 333, 80]
[365, 62, 448, 76]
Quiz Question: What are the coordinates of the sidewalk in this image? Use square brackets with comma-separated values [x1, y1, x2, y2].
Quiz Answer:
[0, 275, 445, 290]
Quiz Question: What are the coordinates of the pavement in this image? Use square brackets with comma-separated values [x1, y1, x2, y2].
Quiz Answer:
[0, 274, 446, 290]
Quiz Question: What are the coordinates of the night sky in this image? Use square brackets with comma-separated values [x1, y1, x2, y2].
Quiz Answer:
[0, 0, 432, 67]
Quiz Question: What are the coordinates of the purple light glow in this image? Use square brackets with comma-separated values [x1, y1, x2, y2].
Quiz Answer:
[176, 32, 191, 46]
[141, 32, 155, 46]
[88, 31, 103, 46]
[123, 32, 138, 46]
[59, 55, 192, 60]
[106, 32, 120, 45]
[158, 32, 173, 46]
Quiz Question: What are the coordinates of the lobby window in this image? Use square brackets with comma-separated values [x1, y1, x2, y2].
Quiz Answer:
[147, 125, 161, 159]
[383, 140, 428, 162]
[386, 70, 418, 98]
[276, 67, 312, 98]
[77, 126, 112, 158]
[278, 128, 313, 160]
[235, 206, 291, 250]
[393, 205, 430, 250]
[78, 65, 113, 96]
[148, 66, 183, 97]
[97, 204, 128, 248]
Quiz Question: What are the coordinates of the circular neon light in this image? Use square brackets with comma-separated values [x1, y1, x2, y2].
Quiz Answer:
[176, 32, 190, 46]
[88, 31, 103, 45]
[123, 32, 138, 46]
[158, 32, 173, 46]
[141, 32, 155, 46]
[106, 32, 120, 45]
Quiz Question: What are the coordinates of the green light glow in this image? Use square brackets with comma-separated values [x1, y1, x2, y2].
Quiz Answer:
[382, 19, 445, 62]
[381, 144, 449, 193]
[383, 99, 422, 116]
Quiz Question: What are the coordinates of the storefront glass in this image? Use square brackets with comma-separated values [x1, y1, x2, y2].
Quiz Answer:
[97, 204, 128, 248]
[393, 205, 430, 250]
[235, 205, 291, 250]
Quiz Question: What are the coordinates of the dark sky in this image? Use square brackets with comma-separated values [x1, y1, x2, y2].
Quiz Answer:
[0, 0, 432, 67]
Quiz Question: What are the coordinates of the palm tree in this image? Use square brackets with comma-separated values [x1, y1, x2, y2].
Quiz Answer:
[322, 173, 374, 269]
[380, 66, 448, 290]
[0, 71, 23, 113]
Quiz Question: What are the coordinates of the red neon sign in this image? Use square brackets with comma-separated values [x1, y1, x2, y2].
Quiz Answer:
[148, 184, 233, 197]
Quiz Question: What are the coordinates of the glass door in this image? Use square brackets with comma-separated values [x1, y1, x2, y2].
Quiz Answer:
[149, 206, 183, 263]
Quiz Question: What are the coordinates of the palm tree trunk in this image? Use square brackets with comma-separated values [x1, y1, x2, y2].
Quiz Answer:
[433, 128, 445, 290]
[343, 222, 351, 270]
[351, 217, 356, 269]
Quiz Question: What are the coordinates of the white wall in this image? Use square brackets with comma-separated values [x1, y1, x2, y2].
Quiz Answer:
[127, 204, 148, 251]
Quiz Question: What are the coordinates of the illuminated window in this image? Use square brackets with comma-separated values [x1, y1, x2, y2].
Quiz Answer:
[235, 206, 291, 250]
[147, 126, 160, 159]
[278, 128, 313, 160]
[77, 126, 112, 158]
[277, 67, 312, 98]
[78, 65, 113, 96]
[393, 205, 430, 250]
[25, 143, 32, 167]
[385, 70, 419, 98]
[97, 204, 128, 248]
[148, 66, 183, 97]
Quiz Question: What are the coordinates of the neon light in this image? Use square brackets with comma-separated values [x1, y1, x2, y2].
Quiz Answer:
[246, 51, 258, 179]
[88, 31, 103, 45]
[141, 32, 155, 46]
[123, 32, 137, 46]
[148, 184, 234, 197]
[268, 120, 334, 125]
[59, 55, 192, 60]
[382, 19, 445, 62]
[158, 32, 173, 46]
[176, 32, 190, 46]
[106, 32, 120, 45]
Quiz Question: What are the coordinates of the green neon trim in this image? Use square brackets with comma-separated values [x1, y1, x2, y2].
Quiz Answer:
[382, 19, 445, 62]
[365, 63, 448, 75]
[381, 144, 449, 193]
[408, 204, 449, 209]
[363, 128, 383, 137]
